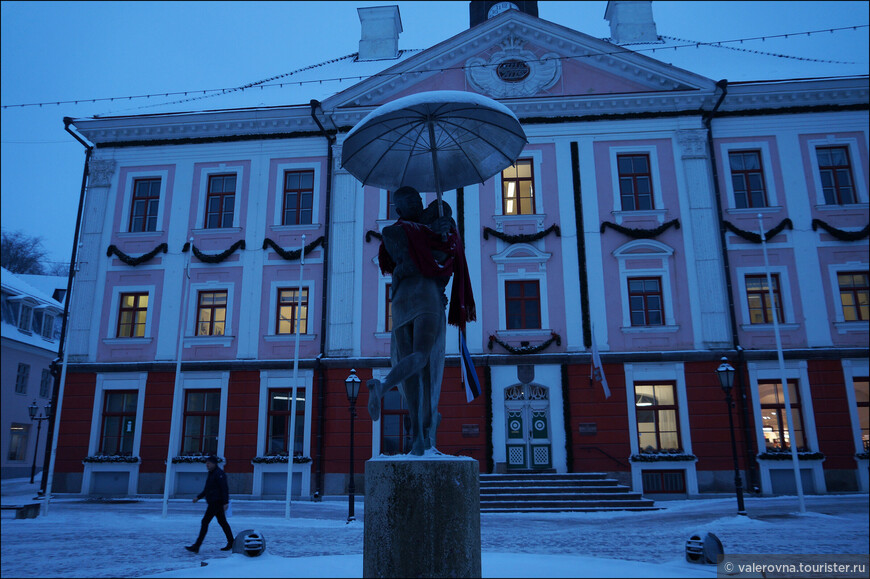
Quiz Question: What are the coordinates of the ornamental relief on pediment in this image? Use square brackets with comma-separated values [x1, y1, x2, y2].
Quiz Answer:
[465, 34, 561, 98]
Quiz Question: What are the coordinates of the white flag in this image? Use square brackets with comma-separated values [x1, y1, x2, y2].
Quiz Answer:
[590, 327, 611, 399]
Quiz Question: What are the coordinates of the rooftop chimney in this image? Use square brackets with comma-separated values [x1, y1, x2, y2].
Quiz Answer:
[357, 5, 402, 61]
[604, 1, 658, 44]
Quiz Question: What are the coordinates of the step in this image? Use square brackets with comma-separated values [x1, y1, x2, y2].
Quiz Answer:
[481, 492, 646, 502]
[480, 480, 621, 489]
[482, 505, 661, 513]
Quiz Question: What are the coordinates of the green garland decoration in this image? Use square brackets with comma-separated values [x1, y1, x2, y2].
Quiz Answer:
[251, 455, 312, 464]
[171, 455, 224, 464]
[82, 455, 140, 463]
[182, 239, 245, 263]
[262, 236, 325, 261]
[757, 450, 825, 461]
[487, 331, 562, 354]
[811, 219, 870, 242]
[365, 230, 383, 243]
[600, 219, 680, 238]
[722, 218, 793, 244]
[106, 243, 168, 266]
[482, 223, 561, 243]
[630, 452, 697, 462]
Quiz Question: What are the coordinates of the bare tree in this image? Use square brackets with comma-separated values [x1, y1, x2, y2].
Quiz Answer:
[1, 229, 48, 274]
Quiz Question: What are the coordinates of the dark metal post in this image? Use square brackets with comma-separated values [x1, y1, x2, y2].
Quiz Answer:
[30, 416, 44, 484]
[347, 400, 357, 523]
[717, 358, 747, 516]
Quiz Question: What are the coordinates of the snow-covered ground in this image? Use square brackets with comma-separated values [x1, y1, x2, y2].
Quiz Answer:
[1, 477, 867, 578]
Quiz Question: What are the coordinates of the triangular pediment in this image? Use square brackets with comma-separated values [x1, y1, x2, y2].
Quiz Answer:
[324, 9, 716, 113]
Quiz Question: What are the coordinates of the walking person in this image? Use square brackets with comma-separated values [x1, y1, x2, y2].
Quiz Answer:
[185, 455, 234, 553]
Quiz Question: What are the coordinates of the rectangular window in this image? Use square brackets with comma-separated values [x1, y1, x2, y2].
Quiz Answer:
[117, 292, 148, 338]
[618, 154, 654, 211]
[385, 283, 393, 332]
[759, 380, 805, 452]
[745, 274, 783, 324]
[99, 390, 138, 456]
[505, 280, 541, 330]
[129, 178, 161, 232]
[634, 383, 680, 453]
[502, 159, 535, 215]
[18, 304, 32, 333]
[386, 190, 396, 220]
[729, 150, 768, 208]
[266, 389, 306, 456]
[40, 313, 54, 339]
[380, 389, 410, 456]
[196, 290, 227, 336]
[39, 369, 52, 398]
[854, 378, 869, 453]
[181, 389, 220, 455]
[816, 146, 856, 205]
[15, 363, 29, 394]
[838, 272, 869, 322]
[205, 174, 236, 229]
[282, 170, 314, 225]
[642, 470, 686, 494]
[628, 277, 664, 326]
[7, 424, 29, 461]
[276, 288, 308, 335]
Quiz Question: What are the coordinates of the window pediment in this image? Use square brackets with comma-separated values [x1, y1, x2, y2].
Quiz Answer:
[613, 239, 673, 259]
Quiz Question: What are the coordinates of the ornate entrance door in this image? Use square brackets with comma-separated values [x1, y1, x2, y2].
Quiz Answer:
[504, 383, 552, 470]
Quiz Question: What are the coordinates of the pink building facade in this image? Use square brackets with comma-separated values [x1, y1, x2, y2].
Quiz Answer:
[49, 2, 868, 500]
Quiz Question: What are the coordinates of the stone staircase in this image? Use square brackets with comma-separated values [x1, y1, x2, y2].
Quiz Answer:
[480, 472, 658, 513]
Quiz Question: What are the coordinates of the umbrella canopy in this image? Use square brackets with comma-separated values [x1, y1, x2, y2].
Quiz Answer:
[340, 90, 527, 196]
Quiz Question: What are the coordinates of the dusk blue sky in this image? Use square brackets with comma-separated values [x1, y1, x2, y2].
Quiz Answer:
[1, 1, 867, 266]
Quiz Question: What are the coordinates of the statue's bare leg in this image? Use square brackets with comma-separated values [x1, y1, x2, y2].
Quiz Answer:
[366, 378, 383, 422]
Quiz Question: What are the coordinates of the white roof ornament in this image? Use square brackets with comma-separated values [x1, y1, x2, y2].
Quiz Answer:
[604, 0, 659, 44]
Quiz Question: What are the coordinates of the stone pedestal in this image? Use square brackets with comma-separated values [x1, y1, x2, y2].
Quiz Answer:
[364, 456, 481, 578]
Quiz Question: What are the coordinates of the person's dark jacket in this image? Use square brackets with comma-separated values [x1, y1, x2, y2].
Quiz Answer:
[197, 466, 229, 505]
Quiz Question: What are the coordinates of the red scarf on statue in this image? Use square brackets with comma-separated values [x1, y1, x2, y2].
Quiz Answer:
[378, 220, 476, 330]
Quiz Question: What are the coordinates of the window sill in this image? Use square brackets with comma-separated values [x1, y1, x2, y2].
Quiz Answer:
[263, 334, 317, 342]
[192, 227, 242, 235]
[116, 231, 164, 238]
[493, 214, 546, 231]
[183, 335, 234, 347]
[726, 206, 783, 215]
[496, 329, 553, 339]
[611, 209, 668, 225]
[739, 323, 800, 332]
[374, 332, 391, 340]
[270, 224, 322, 232]
[833, 321, 869, 334]
[814, 202, 869, 212]
[621, 325, 679, 333]
[102, 337, 153, 345]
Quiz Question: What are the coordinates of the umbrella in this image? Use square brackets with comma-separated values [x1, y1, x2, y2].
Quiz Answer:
[340, 90, 527, 217]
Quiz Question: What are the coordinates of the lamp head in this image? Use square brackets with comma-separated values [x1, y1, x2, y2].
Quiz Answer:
[345, 369, 361, 402]
[716, 357, 736, 393]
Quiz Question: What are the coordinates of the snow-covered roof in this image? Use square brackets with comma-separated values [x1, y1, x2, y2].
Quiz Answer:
[1, 267, 63, 352]
[16, 273, 67, 302]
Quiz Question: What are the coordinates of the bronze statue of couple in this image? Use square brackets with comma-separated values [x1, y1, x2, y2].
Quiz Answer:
[367, 186, 476, 456]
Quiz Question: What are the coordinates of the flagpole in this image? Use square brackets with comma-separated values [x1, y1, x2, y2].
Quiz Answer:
[758, 214, 805, 513]
[163, 238, 193, 518]
[286, 234, 305, 519]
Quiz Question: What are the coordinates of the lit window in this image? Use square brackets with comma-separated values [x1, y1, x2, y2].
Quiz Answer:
[276, 288, 308, 335]
[117, 293, 148, 338]
[729, 150, 767, 208]
[745, 275, 783, 324]
[505, 280, 541, 330]
[628, 278, 663, 326]
[501, 159, 535, 215]
[181, 389, 220, 455]
[838, 272, 869, 322]
[99, 390, 137, 456]
[759, 380, 805, 452]
[266, 389, 306, 456]
[816, 146, 856, 205]
[196, 290, 227, 336]
[282, 170, 314, 225]
[205, 174, 236, 229]
[634, 383, 680, 453]
[618, 154, 654, 211]
[129, 178, 161, 232]
[15, 363, 30, 394]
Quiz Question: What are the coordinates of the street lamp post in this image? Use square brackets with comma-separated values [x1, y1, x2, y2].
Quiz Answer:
[29, 400, 52, 485]
[716, 357, 747, 516]
[345, 369, 361, 523]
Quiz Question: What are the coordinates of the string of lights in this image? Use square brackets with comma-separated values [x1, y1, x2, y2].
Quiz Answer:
[1, 23, 866, 111]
